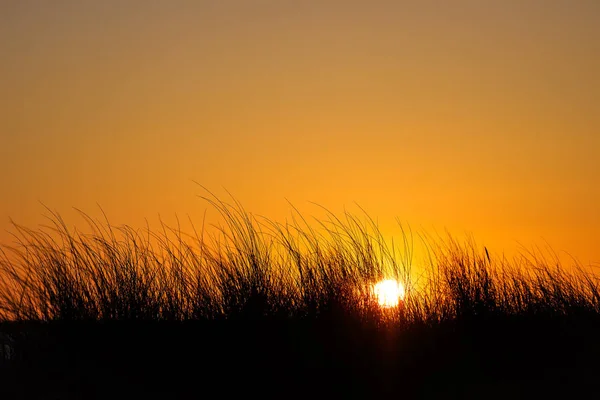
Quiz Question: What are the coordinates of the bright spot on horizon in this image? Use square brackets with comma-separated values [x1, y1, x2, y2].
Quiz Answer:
[372, 279, 405, 308]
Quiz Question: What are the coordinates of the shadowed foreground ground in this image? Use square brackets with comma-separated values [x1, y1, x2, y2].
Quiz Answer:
[2, 315, 599, 399]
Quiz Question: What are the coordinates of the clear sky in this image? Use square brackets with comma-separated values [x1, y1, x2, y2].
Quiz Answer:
[1, 1, 599, 266]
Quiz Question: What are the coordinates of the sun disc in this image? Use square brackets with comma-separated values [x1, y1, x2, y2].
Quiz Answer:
[372, 279, 405, 308]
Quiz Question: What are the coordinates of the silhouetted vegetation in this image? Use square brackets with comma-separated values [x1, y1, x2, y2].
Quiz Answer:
[1, 191, 599, 398]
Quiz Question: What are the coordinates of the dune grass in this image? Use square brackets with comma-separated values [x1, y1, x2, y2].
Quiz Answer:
[1, 191, 599, 398]
[1, 191, 598, 325]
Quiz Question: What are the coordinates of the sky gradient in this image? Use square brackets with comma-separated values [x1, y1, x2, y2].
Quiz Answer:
[1, 1, 599, 265]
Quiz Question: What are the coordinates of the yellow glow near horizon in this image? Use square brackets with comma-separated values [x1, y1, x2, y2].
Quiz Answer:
[372, 279, 405, 308]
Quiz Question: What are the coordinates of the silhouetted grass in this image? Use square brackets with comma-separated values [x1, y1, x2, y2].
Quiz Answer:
[1, 191, 599, 398]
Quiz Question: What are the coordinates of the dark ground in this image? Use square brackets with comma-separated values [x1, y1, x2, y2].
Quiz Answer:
[1, 315, 599, 399]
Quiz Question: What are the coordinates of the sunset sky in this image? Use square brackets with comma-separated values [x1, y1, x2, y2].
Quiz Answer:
[1, 1, 599, 266]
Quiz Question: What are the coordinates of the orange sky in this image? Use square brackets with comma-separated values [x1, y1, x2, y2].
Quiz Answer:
[1, 1, 599, 266]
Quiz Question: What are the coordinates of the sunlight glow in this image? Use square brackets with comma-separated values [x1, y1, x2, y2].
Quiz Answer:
[372, 279, 405, 308]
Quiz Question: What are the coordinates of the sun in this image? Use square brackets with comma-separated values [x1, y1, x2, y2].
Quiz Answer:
[372, 279, 405, 308]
